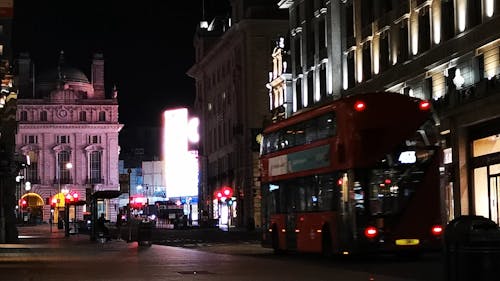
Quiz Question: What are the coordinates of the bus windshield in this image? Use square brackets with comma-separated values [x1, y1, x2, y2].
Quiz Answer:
[354, 120, 440, 217]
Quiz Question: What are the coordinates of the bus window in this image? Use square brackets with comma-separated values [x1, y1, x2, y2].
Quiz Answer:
[294, 124, 306, 145]
[298, 184, 307, 212]
[262, 183, 283, 215]
[305, 120, 318, 143]
[354, 181, 365, 213]
[317, 113, 336, 139]
[317, 174, 337, 211]
[282, 129, 296, 149]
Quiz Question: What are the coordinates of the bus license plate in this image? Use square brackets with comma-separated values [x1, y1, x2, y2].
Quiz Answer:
[395, 239, 420, 246]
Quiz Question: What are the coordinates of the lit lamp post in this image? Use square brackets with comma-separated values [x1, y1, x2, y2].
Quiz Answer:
[59, 162, 73, 194]
[15, 174, 24, 222]
[57, 162, 72, 230]
[64, 190, 79, 237]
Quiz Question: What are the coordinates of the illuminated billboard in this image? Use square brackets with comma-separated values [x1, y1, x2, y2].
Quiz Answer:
[163, 108, 199, 198]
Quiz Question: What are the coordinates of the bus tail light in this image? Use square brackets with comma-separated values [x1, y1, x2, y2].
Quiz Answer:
[431, 225, 443, 236]
[364, 226, 378, 239]
[354, 101, 366, 112]
[419, 100, 431, 111]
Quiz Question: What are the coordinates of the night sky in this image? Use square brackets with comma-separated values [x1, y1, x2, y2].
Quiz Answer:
[12, 0, 231, 127]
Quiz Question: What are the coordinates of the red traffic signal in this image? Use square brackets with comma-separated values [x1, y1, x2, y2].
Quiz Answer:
[51, 197, 58, 208]
[65, 191, 79, 203]
[20, 199, 27, 209]
[215, 191, 223, 199]
[129, 195, 147, 209]
[214, 186, 234, 200]
[221, 186, 233, 198]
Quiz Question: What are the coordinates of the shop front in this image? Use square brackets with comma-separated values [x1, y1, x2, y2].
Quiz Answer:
[471, 130, 500, 225]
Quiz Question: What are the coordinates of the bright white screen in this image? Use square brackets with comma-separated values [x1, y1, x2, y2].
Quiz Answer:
[163, 108, 199, 198]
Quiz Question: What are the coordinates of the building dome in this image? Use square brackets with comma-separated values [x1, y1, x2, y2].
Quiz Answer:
[37, 66, 90, 84]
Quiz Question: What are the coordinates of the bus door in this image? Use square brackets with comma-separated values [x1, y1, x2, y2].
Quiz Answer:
[337, 171, 356, 252]
[286, 213, 297, 250]
[489, 174, 500, 225]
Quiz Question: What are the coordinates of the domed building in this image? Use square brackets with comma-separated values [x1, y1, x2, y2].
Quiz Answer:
[14, 52, 123, 226]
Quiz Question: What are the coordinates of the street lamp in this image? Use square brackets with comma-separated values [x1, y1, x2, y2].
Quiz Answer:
[59, 162, 72, 194]
[57, 161, 72, 230]
[64, 190, 79, 237]
[15, 174, 24, 222]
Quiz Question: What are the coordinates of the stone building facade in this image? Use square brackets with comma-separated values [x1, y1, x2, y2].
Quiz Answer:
[188, 0, 288, 229]
[15, 52, 123, 224]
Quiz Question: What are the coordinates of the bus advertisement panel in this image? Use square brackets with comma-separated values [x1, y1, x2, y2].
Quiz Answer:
[259, 92, 444, 256]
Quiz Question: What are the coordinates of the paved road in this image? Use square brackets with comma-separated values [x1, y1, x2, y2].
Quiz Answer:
[0, 224, 450, 281]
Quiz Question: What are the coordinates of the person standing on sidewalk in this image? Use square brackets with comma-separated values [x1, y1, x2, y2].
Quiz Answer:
[96, 213, 109, 240]
[116, 211, 123, 240]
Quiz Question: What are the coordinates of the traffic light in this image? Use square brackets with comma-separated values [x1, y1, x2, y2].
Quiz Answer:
[221, 186, 233, 198]
[214, 186, 234, 201]
[65, 191, 79, 204]
[129, 195, 147, 209]
[20, 199, 27, 209]
[215, 191, 223, 200]
[51, 197, 57, 209]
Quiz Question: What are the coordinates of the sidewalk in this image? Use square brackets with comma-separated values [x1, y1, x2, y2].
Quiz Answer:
[15, 223, 128, 248]
[18, 223, 86, 240]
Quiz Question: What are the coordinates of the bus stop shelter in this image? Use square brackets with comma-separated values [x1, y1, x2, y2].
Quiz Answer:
[89, 190, 122, 241]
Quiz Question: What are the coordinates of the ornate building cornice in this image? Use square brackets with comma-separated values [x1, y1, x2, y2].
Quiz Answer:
[19, 124, 124, 130]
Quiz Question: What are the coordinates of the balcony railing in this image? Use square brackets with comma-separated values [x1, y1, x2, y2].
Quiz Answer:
[86, 178, 104, 184]
[432, 76, 500, 112]
[25, 177, 40, 184]
[53, 177, 73, 184]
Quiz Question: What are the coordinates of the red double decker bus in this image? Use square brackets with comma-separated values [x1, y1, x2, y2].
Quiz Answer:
[260, 92, 444, 256]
